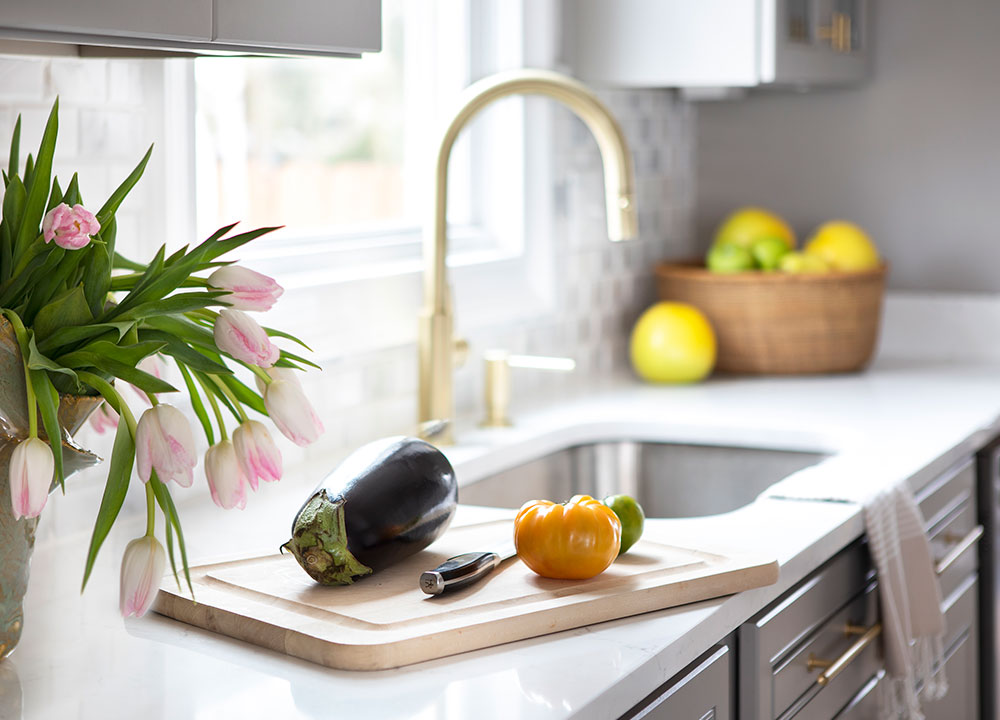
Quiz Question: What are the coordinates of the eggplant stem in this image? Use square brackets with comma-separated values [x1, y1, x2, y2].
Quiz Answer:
[284, 490, 372, 585]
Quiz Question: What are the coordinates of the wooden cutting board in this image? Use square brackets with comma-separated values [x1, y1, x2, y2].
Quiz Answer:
[153, 519, 778, 671]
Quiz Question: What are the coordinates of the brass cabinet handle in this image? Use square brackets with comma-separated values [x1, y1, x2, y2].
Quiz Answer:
[935, 525, 984, 576]
[807, 623, 882, 686]
[817, 11, 852, 53]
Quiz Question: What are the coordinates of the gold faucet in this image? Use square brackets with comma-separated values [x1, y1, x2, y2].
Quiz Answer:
[418, 69, 639, 444]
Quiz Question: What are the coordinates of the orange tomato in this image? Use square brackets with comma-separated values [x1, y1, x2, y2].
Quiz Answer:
[513, 494, 622, 580]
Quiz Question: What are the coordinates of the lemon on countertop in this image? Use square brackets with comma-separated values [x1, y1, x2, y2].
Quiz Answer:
[706, 242, 755, 273]
[630, 302, 716, 383]
[714, 207, 795, 250]
[804, 221, 880, 271]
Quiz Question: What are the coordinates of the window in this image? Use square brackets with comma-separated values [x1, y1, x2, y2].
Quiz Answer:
[180, 1, 556, 358]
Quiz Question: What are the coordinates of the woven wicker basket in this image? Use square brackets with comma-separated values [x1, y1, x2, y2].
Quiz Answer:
[654, 261, 888, 374]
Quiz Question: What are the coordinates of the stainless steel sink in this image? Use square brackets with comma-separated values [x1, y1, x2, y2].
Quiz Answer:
[459, 441, 828, 518]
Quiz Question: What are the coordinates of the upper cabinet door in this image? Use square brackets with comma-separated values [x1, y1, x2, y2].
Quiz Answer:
[0, 0, 212, 42]
[213, 0, 381, 54]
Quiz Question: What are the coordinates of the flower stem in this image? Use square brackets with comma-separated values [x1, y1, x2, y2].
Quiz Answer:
[209, 375, 247, 422]
[200, 380, 228, 441]
[22, 356, 37, 439]
[144, 482, 156, 537]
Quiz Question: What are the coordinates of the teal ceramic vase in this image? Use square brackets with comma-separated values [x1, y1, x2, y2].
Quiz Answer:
[0, 319, 101, 660]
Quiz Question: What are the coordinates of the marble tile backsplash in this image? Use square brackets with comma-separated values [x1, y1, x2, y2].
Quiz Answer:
[0, 55, 697, 540]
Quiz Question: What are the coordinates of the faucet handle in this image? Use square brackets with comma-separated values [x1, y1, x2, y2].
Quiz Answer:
[453, 337, 470, 368]
[480, 350, 576, 428]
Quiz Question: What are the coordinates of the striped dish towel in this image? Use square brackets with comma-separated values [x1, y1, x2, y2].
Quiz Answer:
[765, 457, 948, 719]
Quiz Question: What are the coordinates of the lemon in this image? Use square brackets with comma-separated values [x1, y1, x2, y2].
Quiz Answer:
[804, 221, 880, 271]
[751, 236, 791, 271]
[630, 302, 716, 383]
[779, 252, 830, 274]
[714, 207, 795, 250]
[706, 242, 755, 273]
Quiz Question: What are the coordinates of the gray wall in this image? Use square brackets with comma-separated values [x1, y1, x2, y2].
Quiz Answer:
[695, 0, 1000, 292]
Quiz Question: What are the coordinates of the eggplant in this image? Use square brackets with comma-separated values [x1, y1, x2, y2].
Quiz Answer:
[282, 436, 458, 585]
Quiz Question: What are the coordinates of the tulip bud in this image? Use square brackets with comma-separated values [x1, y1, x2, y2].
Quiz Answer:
[129, 355, 165, 405]
[8, 437, 55, 520]
[88, 402, 119, 435]
[208, 266, 284, 312]
[232, 420, 282, 490]
[213, 308, 280, 368]
[135, 405, 198, 487]
[42, 203, 100, 250]
[205, 439, 248, 510]
[120, 536, 167, 618]
[261, 375, 324, 447]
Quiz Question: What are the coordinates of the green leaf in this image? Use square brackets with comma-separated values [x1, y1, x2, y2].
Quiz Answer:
[57, 351, 177, 394]
[218, 373, 266, 415]
[29, 368, 63, 488]
[8, 114, 20, 179]
[84, 217, 114, 316]
[31, 283, 93, 340]
[263, 326, 313, 352]
[81, 416, 134, 591]
[143, 314, 217, 350]
[61, 173, 81, 207]
[37, 321, 134, 355]
[162, 507, 181, 591]
[23, 153, 33, 189]
[277, 348, 321, 370]
[118, 291, 227, 322]
[194, 369, 240, 421]
[2, 175, 26, 250]
[137, 329, 231, 375]
[150, 476, 193, 596]
[46, 176, 62, 213]
[113, 251, 150, 272]
[96, 145, 152, 227]
[15, 101, 57, 257]
[26, 333, 80, 383]
[75, 339, 165, 367]
[177, 362, 214, 445]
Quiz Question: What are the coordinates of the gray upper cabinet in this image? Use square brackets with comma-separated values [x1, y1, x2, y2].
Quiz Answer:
[570, 0, 868, 90]
[0, 0, 212, 42]
[0, 0, 381, 56]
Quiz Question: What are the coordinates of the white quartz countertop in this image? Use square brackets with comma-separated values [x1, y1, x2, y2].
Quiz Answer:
[8, 356, 1000, 720]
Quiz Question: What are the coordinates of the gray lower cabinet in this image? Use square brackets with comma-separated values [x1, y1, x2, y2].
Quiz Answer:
[621, 641, 732, 720]
[922, 574, 980, 720]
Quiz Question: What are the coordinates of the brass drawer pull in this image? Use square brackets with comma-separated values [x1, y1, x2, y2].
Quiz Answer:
[807, 623, 882, 686]
[935, 525, 984, 576]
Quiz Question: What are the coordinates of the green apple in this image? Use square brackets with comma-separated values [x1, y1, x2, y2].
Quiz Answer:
[706, 243, 755, 273]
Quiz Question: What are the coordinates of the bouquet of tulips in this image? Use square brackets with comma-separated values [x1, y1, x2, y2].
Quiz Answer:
[2, 100, 323, 617]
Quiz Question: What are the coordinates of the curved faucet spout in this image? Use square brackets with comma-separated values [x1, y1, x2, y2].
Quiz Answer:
[419, 69, 638, 443]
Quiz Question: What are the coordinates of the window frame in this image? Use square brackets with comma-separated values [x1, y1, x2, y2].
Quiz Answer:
[164, 0, 561, 362]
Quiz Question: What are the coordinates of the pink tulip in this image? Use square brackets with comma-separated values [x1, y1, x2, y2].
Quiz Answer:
[208, 266, 284, 312]
[135, 404, 197, 487]
[260, 372, 324, 447]
[213, 308, 279, 368]
[89, 402, 119, 435]
[120, 536, 166, 618]
[232, 420, 282, 490]
[128, 355, 165, 405]
[254, 366, 302, 394]
[42, 203, 100, 250]
[205, 440, 248, 510]
[8, 437, 54, 520]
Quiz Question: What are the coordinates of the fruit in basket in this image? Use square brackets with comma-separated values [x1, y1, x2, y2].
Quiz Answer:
[630, 302, 716, 383]
[706, 242, 755, 273]
[804, 221, 880, 271]
[714, 207, 795, 250]
[779, 252, 830, 274]
[751, 236, 792, 271]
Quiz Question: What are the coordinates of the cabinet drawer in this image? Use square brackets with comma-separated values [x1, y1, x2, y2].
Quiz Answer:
[622, 643, 731, 720]
[773, 583, 879, 716]
[832, 671, 883, 720]
[941, 574, 977, 658]
[929, 501, 981, 602]
[741, 542, 873, 720]
[917, 458, 975, 531]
